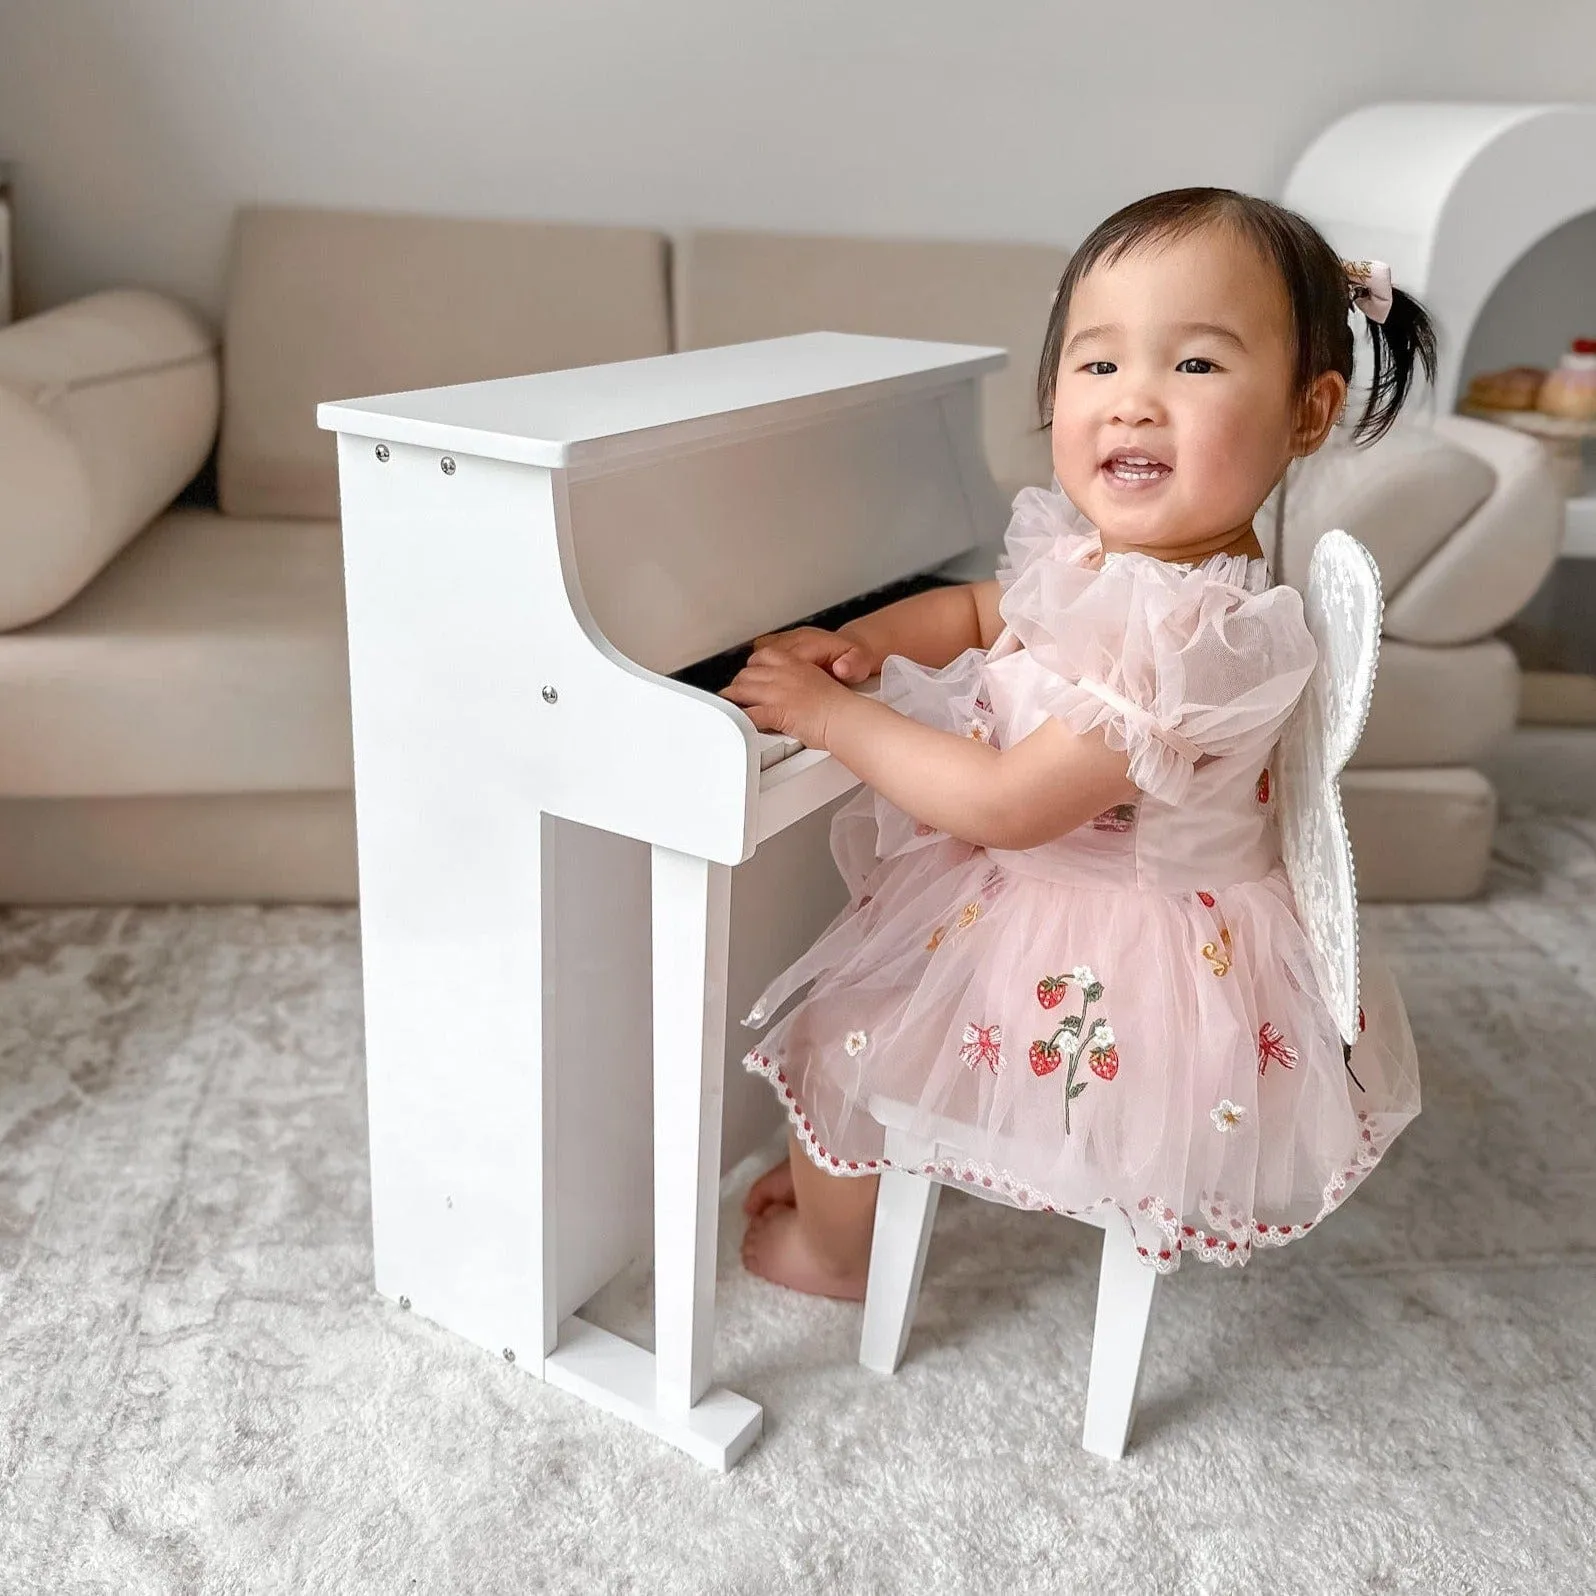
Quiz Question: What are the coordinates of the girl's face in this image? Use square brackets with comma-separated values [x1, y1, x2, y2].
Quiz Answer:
[1050, 225, 1310, 555]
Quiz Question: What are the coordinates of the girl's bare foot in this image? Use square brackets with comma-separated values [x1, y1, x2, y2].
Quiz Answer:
[741, 1205, 868, 1300]
[742, 1157, 797, 1218]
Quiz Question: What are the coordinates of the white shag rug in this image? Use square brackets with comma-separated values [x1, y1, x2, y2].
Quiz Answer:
[3, 758, 1595, 1594]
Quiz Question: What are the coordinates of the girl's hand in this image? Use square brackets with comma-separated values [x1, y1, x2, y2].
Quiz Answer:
[748, 625, 880, 684]
[721, 648, 854, 748]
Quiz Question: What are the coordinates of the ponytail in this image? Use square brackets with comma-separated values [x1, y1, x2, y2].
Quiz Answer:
[1348, 286, 1439, 447]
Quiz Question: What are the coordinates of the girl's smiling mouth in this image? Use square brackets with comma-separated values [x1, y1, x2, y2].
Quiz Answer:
[1101, 447, 1174, 488]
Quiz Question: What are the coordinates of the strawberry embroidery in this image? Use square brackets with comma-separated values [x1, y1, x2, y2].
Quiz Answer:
[1029, 1039, 1063, 1076]
[1090, 803, 1137, 834]
[1036, 975, 1068, 1009]
[1028, 964, 1117, 1133]
[1256, 768, 1271, 806]
[1197, 891, 1216, 908]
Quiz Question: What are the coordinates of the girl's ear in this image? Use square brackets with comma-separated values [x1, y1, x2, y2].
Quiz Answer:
[1293, 371, 1349, 457]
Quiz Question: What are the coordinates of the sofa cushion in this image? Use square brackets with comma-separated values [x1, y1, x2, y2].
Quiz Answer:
[1380, 414, 1567, 644]
[674, 229, 1068, 504]
[0, 289, 219, 630]
[0, 508, 351, 798]
[219, 206, 674, 521]
[0, 793, 356, 905]
[1352, 637, 1519, 768]
[1275, 419, 1496, 618]
[1342, 768, 1497, 902]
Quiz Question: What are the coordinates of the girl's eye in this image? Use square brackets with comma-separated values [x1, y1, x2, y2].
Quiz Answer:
[1083, 361, 1115, 376]
[1177, 357, 1216, 374]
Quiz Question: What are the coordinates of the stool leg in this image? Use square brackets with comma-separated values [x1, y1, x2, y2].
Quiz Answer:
[859, 1152, 941, 1375]
[1081, 1217, 1159, 1459]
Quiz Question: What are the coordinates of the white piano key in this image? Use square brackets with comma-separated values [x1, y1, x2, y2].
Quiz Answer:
[756, 732, 804, 771]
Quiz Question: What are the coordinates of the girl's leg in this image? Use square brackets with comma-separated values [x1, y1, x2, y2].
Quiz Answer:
[741, 1128, 880, 1299]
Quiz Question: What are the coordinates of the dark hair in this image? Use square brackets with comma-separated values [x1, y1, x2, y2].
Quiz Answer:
[1036, 187, 1438, 447]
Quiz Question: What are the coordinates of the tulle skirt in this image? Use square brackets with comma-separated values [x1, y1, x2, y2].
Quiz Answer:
[741, 820, 1421, 1273]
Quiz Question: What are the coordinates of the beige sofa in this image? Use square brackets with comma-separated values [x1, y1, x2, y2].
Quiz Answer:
[0, 206, 1564, 903]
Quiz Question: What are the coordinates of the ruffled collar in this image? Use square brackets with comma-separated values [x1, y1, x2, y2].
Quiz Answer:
[1010, 484, 1273, 594]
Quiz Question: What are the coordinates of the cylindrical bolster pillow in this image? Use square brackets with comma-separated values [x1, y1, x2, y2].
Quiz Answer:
[0, 288, 219, 630]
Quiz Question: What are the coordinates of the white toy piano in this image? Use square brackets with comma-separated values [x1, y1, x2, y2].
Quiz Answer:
[317, 331, 1008, 1468]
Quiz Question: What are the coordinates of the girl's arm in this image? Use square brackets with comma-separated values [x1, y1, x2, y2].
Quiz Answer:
[722, 650, 1136, 851]
[826, 696, 1135, 850]
[754, 578, 1007, 683]
[834, 578, 1007, 667]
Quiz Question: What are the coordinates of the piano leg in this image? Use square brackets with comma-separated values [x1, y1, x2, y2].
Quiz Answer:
[546, 845, 762, 1469]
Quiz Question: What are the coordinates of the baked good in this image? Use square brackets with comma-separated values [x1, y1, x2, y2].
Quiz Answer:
[1465, 365, 1546, 410]
[1538, 339, 1596, 421]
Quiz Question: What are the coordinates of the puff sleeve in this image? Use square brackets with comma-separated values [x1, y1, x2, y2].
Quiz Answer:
[1000, 551, 1318, 806]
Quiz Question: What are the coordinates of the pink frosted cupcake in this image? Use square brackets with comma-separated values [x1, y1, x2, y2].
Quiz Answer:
[1539, 338, 1596, 421]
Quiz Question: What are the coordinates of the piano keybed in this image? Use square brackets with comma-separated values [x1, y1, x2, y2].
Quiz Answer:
[671, 569, 960, 771]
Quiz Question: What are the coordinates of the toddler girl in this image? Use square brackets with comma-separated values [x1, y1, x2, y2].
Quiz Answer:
[723, 187, 1431, 1299]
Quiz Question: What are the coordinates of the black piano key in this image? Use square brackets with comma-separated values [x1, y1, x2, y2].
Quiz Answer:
[670, 571, 961, 695]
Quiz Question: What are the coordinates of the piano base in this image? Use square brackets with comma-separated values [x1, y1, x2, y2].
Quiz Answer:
[544, 1316, 763, 1471]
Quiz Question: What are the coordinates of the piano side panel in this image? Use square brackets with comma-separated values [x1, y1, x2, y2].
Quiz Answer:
[553, 796, 854, 1320]
[723, 795, 854, 1169]
[549, 817, 656, 1320]
[565, 386, 1001, 677]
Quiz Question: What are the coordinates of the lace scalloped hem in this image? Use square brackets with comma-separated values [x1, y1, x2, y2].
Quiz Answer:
[743, 1048, 1394, 1275]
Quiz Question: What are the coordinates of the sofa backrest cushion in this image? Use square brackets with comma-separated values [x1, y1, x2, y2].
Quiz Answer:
[219, 207, 673, 521]
[1274, 418, 1497, 637]
[674, 229, 1068, 506]
[0, 288, 219, 631]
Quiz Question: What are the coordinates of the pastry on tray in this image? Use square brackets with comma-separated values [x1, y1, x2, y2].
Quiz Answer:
[1538, 339, 1596, 421]
[1464, 366, 1547, 410]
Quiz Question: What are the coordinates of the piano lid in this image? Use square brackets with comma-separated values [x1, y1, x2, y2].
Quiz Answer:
[315, 331, 1006, 475]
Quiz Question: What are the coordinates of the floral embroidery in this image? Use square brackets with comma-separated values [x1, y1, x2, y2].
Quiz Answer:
[1197, 890, 1216, 908]
[1211, 1099, 1247, 1133]
[1257, 1021, 1298, 1075]
[979, 864, 1005, 901]
[1091, 803, 1137, 834]
[1256, 768, 1271, 806]
[926, 926, 946, 952]
[1028, 966, 1116, 1133]
[956, 901, 981, 930]
[958, 1022, 1004, 1075]
[965, 718, 994, 744]
[974, 693, 993, 713]
[1202, 928, 1233, 977]
[844, 1029, 869, 1057]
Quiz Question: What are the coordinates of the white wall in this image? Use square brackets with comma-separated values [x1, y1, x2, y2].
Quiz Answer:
[1, 0, 1593, 327]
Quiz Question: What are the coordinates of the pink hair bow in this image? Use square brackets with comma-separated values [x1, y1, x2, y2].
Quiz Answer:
[1343, 259, 1394, 325]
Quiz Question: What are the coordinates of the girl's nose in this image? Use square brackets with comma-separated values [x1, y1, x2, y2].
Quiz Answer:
[1109, 384, 1165, 427]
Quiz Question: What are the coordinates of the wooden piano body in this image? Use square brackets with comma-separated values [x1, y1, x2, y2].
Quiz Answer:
[317, 332, 1008, 1467]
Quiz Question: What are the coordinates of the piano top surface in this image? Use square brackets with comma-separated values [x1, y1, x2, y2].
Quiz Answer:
[315, 331, 1005, 473]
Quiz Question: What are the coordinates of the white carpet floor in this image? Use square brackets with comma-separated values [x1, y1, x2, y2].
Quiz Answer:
[2, 732, 1594, 1595]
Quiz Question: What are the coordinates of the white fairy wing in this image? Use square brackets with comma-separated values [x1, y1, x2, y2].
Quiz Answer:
[1276, 530, 1383, 1045]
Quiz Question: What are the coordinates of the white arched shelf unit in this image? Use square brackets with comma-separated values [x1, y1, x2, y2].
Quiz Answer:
[1285, 101, 1596, 557]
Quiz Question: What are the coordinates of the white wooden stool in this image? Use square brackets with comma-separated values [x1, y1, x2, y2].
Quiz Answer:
[856, 1104, 1158, 1460]
[854, 530, 1385, 1461]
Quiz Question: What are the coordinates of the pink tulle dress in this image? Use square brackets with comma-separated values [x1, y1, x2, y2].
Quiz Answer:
[742, 486, 1421, 1272]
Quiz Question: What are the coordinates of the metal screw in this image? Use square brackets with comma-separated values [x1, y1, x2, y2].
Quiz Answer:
[440, 456, 457, 475]
[375, 444, 390, 463]
[541, 685, 558, 705]
[503, 1347, 516, 1364]
[399, 1296, 411, 1311]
